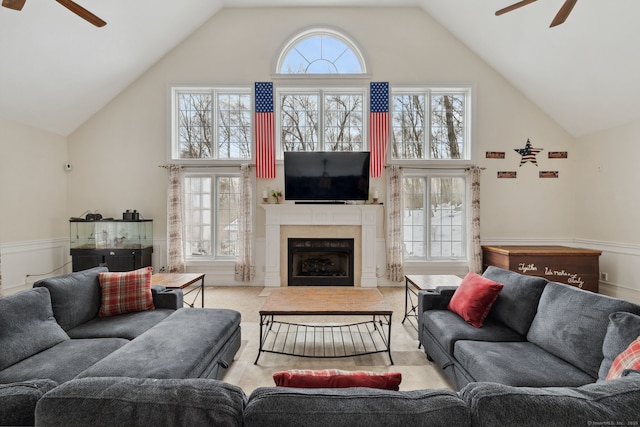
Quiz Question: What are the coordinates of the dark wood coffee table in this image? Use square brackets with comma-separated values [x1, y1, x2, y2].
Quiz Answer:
[255, 287, 394, 364]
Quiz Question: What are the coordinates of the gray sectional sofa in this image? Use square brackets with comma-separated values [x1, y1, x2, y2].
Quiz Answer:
[4, 266, 640, 426]
[419, 266, 640, 390]
[0, 267, 241, 425]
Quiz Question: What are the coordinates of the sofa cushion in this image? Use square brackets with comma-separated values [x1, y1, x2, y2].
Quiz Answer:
[483, 266, 548, 336]
[98, 267, 154, 317]
[527, 281, 640, 378]
[77, 308, 241, 379]
[35, 377, 246, 427]
[460, 371, 640, 427]
[0, 287, 70, 371]
[273, 369, 402, 390]
[0, 379, 58, 427]
[33, 266, 107, 330]
[599, 311, 640, 380]
[244, 387, 471, 427]
[0, 338, 128, 385]
[606, 336, 640, 380]
[66, 308, 175, 340]
[422, 310, 525, 355]
[447, 272, 503, 328]
[454, 340, 595, 387]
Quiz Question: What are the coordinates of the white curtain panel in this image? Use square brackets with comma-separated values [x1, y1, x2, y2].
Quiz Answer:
[386, 165, 405, 282]
[234, 164, 255, 281]
[467, 166, 482, 274]
[167, 165, 186, 273]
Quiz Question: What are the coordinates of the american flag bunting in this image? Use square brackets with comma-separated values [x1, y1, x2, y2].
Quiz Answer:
[255, 82, 276, 178]
[370, 82, 389, 177]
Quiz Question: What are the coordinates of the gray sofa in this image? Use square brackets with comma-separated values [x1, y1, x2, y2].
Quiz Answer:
[0, 267, 241, 425]
[32, 370, 640, 426]
[419, 266, 640, 390]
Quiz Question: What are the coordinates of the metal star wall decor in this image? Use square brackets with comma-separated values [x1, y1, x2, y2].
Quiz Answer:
[514, 138, 543, 166]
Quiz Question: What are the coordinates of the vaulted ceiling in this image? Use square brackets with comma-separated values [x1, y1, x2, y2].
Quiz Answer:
[1, 0, 638, 137]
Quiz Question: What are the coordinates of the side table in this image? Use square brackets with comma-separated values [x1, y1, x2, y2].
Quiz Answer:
[151, 273, 205, 308]
[402, 275, 462, 331]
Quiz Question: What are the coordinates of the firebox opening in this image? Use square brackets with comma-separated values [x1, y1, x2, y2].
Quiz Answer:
[288, 238, 354, 286]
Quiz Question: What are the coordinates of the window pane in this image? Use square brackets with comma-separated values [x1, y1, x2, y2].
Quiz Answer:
[217, 93, 251, 159]
[431, 94, 465, 159]
[403, 177, 425, 258]
[404, 175, 466, 261]
[280, 34, 364, 74]
[430, 177, 465, 258]
[280, 93, 319, 151]
[178, 93, 212, 159]
[216, 176, 241, 257]
[324, 93, 363, 151]
[184, 176, 212, 257]
[391, 93, 425, 160]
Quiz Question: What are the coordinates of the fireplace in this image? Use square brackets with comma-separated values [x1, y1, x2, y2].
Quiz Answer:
[288, 238, 354, 286]
[261, 204, 381, 287]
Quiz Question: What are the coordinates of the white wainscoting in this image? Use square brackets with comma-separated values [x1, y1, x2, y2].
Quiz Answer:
[0, 238, 71, 295]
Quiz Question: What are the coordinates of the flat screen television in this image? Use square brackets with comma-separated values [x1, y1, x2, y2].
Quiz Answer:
[284, 151, 370, 202]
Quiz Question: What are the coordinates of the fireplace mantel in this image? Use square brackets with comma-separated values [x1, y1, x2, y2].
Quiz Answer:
[261, 204, 381, 287]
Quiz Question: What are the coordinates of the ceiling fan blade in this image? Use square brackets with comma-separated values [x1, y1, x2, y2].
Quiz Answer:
[495, 0, 537, 16]
[2, 0, 27, 10]
[55, 0, 106, 27]
[550, 0, 577, 27]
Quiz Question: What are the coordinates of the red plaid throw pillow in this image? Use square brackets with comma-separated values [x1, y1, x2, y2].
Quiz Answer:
[98, 267, 154, 317]
[606, 336, 640, 380]
[273, 369, 402, 390]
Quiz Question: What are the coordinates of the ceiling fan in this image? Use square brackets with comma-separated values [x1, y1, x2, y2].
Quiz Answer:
[496, 0, 577, 27]
[2, 0, 106, 27]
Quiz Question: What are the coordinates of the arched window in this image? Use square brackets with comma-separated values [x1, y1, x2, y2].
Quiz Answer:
[277, 28, 366, 75]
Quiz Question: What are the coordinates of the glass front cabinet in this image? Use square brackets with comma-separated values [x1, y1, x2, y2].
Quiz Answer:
[69, 219, 153, 272]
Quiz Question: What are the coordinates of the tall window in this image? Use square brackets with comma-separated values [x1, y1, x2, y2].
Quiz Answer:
[403, 173, 466, 260]
[391, 88, 471, 161]
[184, 173, 240, 260]
[279, 89, 364, 152]
[170, 88, 252, 161]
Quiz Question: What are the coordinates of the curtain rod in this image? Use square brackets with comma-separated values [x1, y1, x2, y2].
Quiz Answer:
[384, 165, 485, 171]
[159, 164, 254, 169]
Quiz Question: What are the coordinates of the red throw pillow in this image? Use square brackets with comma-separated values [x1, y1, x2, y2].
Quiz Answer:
[447, 271, 503, 328]
[273, 369, 402, 390]
[98, 267, 154, 317]
[606, 336, 640, 380]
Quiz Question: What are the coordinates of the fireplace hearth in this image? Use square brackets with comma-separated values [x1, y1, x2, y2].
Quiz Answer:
[288, 238, 354, 286]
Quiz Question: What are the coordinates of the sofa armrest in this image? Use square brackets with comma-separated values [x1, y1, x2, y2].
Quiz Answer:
[418, 288, 455, 312]
[151, 285, 184, 309]
[0, 379, 58, 426]
[417, 288, 456, 335]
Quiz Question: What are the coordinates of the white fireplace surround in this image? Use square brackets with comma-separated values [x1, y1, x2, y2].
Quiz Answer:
[261, 204, 381, 287]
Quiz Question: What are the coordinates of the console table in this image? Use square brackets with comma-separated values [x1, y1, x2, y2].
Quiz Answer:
[482, 245, 601, 293]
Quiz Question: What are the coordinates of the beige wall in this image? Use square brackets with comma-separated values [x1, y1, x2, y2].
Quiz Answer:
[574, 119, 640, 300]
[8, 7, 612, 290]
[0, 117, 69, 293]
[67, 7, 576, 245]
[0, 117, 68, 243]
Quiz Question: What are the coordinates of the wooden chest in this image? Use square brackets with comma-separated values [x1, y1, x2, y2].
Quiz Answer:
[482, 245, 602, 293]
